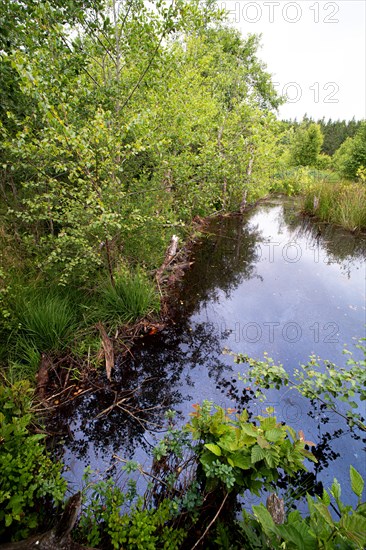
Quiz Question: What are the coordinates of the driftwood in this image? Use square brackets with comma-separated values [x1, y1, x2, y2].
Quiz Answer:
[240, 190, 248, 214]
[266, 493, 285, 524]
[0, 493, 96, 550]
[36, 354, 53, 400]
[155, 234, 179, 282]
[97, 322, 114, 381]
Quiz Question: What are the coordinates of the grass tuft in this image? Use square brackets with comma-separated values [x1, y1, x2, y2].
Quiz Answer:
[97, 270, 160, 327]
[303, 180, 366, 231]
[12, 287, 78, 354]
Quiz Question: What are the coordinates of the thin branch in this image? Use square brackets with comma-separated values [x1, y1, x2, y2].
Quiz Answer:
[190, 493, 229, 550]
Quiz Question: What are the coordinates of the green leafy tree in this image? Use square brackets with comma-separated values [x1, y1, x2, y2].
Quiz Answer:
[289, 122, 324, 167]
[334, 122, 366, 179]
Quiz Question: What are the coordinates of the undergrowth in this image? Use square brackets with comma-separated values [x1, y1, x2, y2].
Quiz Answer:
[95, 269, 161, 328]
[303, 179, 366, 231]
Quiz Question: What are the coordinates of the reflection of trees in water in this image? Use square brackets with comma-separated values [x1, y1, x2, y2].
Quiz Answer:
[281, 200, 366, 278]
[50, 199, 365, 495]
[175, 214, 263, 315]
[49, 320, 232, 469]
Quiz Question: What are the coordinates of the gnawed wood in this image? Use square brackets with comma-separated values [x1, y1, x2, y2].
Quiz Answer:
[36, 354, 52, 400]
[155, 234, 179, 281]
[266, 493, 285, 524]
[0, 493, 95, 550]
[97, 322, 114, 381]
[240, 190, 248, 214]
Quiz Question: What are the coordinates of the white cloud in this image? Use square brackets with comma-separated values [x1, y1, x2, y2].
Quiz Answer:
[220, 0, 366, 120]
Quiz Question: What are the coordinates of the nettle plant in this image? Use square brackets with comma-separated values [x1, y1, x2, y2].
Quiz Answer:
[186, 401, 317, 494]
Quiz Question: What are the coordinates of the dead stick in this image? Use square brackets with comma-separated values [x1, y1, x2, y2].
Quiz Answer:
[190, 493, 228, 550]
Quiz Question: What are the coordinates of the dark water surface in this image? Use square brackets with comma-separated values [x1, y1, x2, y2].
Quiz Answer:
[52, 198, 366, 508]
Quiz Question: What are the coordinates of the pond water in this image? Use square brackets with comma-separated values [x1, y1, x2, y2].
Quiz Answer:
[52, 198, 366, 509]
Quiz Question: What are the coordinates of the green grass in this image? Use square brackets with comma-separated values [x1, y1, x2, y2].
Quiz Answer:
[12, 287, 79, 353]
[303, 179, 366, 231]
[96, 270, 160, 327]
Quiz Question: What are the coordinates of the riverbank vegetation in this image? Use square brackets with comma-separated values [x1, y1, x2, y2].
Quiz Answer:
[0, 0, 366, 545]
[0, 0, 365, 379]
[1, 343, 365, 547]
[0, 0, 285, 380]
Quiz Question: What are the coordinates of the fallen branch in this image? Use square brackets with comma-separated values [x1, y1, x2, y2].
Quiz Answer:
[97, 322, 114, 381]
[36, 353, 52, 400]
[155, 234, 179, 282]
[190, 492, 229, 550]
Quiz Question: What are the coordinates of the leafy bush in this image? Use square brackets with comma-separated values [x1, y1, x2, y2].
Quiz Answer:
[186, 402, 316, 494]
[235, 340, 366, 430]
[75, 402, 365, 549]
[334, 122, 366, 179]
[0, 379, 66, 541]
[77, 469, 185, 550]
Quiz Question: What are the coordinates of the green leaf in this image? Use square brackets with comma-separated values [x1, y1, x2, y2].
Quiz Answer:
[331, 478, 341, 501]
[340, 513, 366, 546]
[321, 489, 331, 507]
[265, 428, 284, 443]
[350, 465, 364, 498]
[241, 424, 258, 438]
[204, 443, 222, 456]
[313, 503, 333, 526]
[230, 452, 252, 470]
[277, 522, 316, 550]
[257, 436, 271, 449]
[259, 416, 276, 431]
[252, 504, 278, 535]
[251, 444, 265, 464]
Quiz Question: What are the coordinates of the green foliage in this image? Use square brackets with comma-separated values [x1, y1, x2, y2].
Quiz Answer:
[0, 379, 66, 541]
[285, 117, 362, 157]
[12, 287, 78, 351]
[78, 468, 185, 549]
[96, 269, 160, 327]
[247, 466, 366, 549]
[0, 286, 79, 380]
[302, 179, 366, 230]
[186, 402, 316, 494]
[270, 166, 315, 195]
[289, 123, 324, 167]
[234, 339, 366, 430]
[315, 153, 332, 170]
[0, 0, 283, 290]
[334, 122, 366, 179]
[73, 401, 365, 549]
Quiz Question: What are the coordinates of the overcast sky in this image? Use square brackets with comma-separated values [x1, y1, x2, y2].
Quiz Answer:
[219, 0, 366, 121]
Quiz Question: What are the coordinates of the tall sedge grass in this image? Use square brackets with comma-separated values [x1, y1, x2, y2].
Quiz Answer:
[97, 270, 160, 327]
[303, 180, 366, 231]
[12, 288, 78, 354]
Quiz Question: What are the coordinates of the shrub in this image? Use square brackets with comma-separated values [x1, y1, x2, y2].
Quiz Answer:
[0, 379, 66, 541]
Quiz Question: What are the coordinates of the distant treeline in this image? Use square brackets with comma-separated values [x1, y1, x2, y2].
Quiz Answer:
[284, 117, 363, 156]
